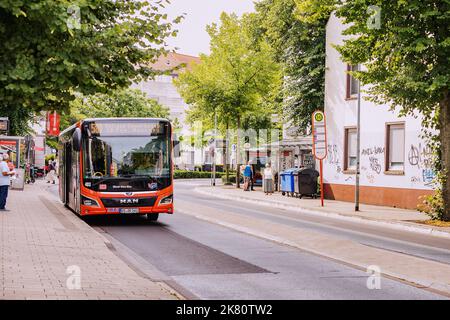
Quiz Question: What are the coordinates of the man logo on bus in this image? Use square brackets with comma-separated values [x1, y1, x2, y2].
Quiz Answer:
[314, 112, 324, 122]
[120, 198, 139, 204]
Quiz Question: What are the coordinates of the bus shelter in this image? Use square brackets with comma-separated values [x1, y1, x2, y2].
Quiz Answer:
[0, 136, 25, 190]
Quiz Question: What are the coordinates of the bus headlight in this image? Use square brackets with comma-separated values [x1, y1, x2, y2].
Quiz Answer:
[159, 195, 173, 205]
[81, 195, 100, 207]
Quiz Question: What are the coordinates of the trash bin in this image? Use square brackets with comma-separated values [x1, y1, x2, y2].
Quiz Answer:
[293, 168, 301, 197]
[280, 168, 296, 196]
[297, 168, 320, 198]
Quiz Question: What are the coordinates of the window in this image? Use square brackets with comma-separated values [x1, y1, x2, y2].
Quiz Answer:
[386, 123, 405, 172]
[346, 64, 359, 98]
[344, 127, 357, 171]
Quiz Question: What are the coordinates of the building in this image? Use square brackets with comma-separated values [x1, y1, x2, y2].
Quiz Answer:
[322, 13, 434, 209]
[135, 52, 201, 169]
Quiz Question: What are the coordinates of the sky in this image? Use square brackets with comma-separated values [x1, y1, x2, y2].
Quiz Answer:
[162, 0, 256, 57]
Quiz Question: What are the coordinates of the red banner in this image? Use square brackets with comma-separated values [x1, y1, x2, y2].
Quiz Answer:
[47, 111, 60, 136]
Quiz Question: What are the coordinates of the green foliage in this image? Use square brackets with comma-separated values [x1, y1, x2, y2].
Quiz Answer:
[60, 88, 170, 131]
[174, 170, 228, 179]
[45, 153, 56, 163]
[418, 189, 445, 220]
[0, 0, 179, 131]
[335, 0, 449, 124]
[0, 104, 34, 135]
[174, 12, 281, 133]
[254, 0, 333, 132]
[334, 0, 450, 220]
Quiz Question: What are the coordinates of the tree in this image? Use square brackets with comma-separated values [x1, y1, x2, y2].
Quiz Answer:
[61, 88, 169, 127]
[331, 0, 450, 220]
[254, 0, 333, 132]
[0, 0, 180, 132]
[174, 13, 280, 187]
[45, 88, 169, 148]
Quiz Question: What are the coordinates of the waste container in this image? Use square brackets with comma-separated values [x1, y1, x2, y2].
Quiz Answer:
[280, 168, 296, 196]
[297, 168, 320, 198]
[293, 168, 301, 197]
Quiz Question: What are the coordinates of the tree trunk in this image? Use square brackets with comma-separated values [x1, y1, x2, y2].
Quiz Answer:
[236, 115, 241, 189]
[440, 90, 450, 221]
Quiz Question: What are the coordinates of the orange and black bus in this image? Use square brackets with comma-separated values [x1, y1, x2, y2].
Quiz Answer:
[58, 118, 173, 221]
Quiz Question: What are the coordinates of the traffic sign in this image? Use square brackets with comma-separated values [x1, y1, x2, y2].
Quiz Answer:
[312, 110, 327, 160]
[312, 110, 327, 208]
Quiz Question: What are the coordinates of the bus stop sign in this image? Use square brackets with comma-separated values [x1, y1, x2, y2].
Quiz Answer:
[312, 111, 327, 160]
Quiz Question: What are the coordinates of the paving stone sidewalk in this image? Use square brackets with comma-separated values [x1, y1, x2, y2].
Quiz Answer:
[194, 185, 450, 236]
[0, 181, 181, 300]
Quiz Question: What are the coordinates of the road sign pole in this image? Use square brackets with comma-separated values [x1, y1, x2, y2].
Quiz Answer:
[320, 159, 324, 207]
[312, 110, 327, 207]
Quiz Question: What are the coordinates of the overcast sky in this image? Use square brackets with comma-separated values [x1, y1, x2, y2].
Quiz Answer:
[162, 0, 256, 57]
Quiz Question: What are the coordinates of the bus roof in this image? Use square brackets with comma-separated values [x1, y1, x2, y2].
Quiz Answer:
[82, 117, 170, 123]
[59, 118, 171, 137]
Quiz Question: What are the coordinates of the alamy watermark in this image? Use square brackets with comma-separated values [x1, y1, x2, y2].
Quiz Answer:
[366, 265, 381, 290]
[367, 5, 381, 30]
[66, 265, 82, 290]
[67, 5, 81, 30]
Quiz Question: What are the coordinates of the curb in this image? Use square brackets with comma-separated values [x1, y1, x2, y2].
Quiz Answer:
[194, 187, 450, 240]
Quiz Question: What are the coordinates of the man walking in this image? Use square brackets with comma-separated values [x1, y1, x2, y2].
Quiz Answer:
[0, 154, 16, 211]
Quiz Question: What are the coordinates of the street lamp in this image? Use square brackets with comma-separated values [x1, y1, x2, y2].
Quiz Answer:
[355, 64, 361, 212]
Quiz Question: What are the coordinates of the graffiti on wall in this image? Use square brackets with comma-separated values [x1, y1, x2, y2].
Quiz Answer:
[408, 143, 433, 169]
[327, 144, 340, 165]
[368, 156, 382, 174]
[422, 168, 435, 186]
[366, 173, 375, 184]
[361, 146, 385, 156]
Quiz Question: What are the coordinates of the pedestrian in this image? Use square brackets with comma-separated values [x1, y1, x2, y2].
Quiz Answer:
[263, 163, 274, 195]
[0, 154, 16, 211]
[249, 162, 255, 191]
[46, 159, 56, 184]
[243, 161, 253, 191]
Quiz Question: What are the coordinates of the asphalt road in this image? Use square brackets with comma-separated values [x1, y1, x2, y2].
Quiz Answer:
[46, 180, 448, 299]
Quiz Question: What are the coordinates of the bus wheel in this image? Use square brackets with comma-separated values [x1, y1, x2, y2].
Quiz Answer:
[147, 214, 159, 222]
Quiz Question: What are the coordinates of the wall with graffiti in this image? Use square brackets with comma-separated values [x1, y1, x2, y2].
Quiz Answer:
[323, 14, 435, 192]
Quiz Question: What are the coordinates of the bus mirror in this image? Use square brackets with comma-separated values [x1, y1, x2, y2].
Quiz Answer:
[72, 128, 82, 152]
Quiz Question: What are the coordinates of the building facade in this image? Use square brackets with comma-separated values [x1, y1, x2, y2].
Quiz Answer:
[134, 52, 201, 169]
[322, 13, 435, 209]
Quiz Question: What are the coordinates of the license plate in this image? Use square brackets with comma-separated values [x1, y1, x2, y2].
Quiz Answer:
[120, 208, 139, 214]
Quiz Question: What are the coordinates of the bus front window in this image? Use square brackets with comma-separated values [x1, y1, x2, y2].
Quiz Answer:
[84, 136, 169, 179]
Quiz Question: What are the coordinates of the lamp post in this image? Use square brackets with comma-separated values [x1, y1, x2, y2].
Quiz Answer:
[355, 65, 361, 211]
[212, 111, 217, 186]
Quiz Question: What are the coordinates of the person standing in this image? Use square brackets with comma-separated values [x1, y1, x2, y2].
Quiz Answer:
[263, 163, 274, 195]
[243, 161, 253, 191]
[0, 154, 16, 211]
[46, 159, 56, 184]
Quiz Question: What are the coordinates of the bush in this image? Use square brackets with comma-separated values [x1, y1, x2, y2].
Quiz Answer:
[174, 170, 230, 179]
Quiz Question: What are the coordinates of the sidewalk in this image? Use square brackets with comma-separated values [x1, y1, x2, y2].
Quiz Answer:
[194, 185, 450, 238]
[0, 181, 181, 300]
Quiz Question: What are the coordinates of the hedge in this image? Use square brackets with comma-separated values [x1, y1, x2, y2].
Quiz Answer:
[174, 170, 235, 179]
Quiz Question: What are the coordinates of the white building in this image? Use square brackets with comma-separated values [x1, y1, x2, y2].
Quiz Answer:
[322, 13, 434, 209]
[135, 52, 201, 169]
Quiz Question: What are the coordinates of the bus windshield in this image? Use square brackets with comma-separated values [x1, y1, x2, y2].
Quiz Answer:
[82, 120, 171, 192]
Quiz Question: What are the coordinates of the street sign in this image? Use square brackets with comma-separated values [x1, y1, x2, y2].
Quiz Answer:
[312, 110, 327, 207]
[244, 142, 251, 150]
[0, 117, 9, 134]
[312, 110, 327, 160]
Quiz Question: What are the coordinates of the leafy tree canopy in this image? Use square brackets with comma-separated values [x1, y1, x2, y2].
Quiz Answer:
[0, 0, 180, 134]
[174, 12, 281, 134]
[254, 0, 333, 132]
[61, 88, 170, 130]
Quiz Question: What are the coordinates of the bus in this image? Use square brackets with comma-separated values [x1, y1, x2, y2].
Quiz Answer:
[58, 118, 173, 221]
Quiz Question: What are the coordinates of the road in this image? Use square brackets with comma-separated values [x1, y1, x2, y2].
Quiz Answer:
[46, 180, 448, 299]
